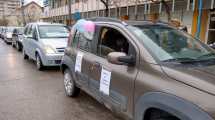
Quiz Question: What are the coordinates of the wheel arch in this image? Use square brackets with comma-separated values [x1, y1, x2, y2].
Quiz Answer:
[35, 48, 44, 62]
[61, 55, 76, 72]
[135, 92, 213, 120]
[61, 63, 69, 73]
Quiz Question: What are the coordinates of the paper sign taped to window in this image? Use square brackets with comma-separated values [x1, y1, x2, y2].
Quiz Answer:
[99, 68, 111, 95]
[75, 52, 84, 72]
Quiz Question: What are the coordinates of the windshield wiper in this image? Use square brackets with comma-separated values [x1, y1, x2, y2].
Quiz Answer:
[162, 58, 198, 63]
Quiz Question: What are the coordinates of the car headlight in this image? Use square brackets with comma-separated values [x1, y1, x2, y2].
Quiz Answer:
[44, 45, 56, 54]
[7, 33, 12, 38]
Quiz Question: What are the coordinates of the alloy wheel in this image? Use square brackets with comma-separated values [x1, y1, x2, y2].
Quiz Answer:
[64, 71, 73, 95]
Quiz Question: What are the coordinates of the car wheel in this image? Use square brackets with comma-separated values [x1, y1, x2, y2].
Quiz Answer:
[5, 40, 9, 45]
[36, 54, 44, 71]
[64, 69, 80, 97]
[23, 49, 29, 60]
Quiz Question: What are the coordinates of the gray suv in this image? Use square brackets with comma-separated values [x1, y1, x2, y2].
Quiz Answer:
[61, 18, 215, 120]
[22, 22, 69, 70]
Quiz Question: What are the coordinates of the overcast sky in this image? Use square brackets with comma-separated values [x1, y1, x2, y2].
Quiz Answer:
[25, 0, 43, 6]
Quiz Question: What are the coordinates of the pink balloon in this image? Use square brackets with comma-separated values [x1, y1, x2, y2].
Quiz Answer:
[84, 21, 95, 32]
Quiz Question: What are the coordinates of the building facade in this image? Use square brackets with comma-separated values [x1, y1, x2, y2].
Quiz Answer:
[0, 0, 20, 18]
[0, 0, 20, 25]
[15, 1, 43, 26]
[41, 0, 215, 44]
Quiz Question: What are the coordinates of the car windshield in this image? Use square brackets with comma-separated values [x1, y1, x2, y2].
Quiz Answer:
[128, 25, 215, 63]
[38, 25, 69, 38]
[7, 27, 14, 32]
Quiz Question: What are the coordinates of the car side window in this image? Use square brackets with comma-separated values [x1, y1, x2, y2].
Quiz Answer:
[24, 25, 29, 35]
[97, 27, 130, 57]
[73, 30, 92, 52]
[32, 26, 38, 40]
[28, 25, 34, 36]
[71, 30, 79, 48]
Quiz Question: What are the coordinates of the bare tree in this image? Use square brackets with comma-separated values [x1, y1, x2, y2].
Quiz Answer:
[100, 0, 109, 17]
[100, 0, 125, 17]
[24, 6, 42, 23]
[149, 0, 171, 21]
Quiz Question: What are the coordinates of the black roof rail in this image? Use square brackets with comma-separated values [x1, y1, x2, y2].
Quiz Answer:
[87, 17, 122, 23]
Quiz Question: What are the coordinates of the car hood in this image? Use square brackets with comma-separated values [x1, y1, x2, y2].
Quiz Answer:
[162, 65, 215, 95]
[41, 38, 68, 48]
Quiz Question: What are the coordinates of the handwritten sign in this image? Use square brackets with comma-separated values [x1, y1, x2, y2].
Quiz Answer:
[75, 52, 83, 72]
[99, 68, 111, 95]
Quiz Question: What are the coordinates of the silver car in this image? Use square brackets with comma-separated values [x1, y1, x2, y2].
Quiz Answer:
[4, 27, 16, 44]
[22, 22, 69, 70]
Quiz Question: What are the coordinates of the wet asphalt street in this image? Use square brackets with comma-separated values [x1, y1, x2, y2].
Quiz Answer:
[0, 40, 121, 120]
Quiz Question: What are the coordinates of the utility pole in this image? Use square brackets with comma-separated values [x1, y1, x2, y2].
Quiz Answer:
[68, 0, 72, 25]
[21, 0, 26, 26]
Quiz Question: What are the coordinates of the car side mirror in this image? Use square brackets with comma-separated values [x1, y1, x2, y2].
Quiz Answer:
[107, 52, 135, 66]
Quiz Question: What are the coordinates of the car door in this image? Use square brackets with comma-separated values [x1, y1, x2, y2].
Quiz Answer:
[12, 29, 17, 43]
[23, 24, 32, 56]
[87, 24, 139, 117]
[66, 29, 95, 91]
[26, 24, 37, 59]
[29, 25, 39, 60]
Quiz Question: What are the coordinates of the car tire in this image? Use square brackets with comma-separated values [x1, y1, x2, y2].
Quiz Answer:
[63, 69, 80, 97]
[5, 40, 9, 45]
[36, 54, 44, 71]
[23, 49, 29, 60]
[16, 42, 21, 51]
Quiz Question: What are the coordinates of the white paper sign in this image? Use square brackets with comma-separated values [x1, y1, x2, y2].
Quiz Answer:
[99, 68, 111, 95]
[75, 52, 84, 72]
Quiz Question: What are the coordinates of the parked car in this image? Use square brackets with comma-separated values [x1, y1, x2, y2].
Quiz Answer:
[12, 27, 24, 51]
[0, 27, 6, 39]
[61, 18, 215, 120]
[0, 26, 4, 39]
[4, 27, 16, 44]
[22, 22, 69, 70]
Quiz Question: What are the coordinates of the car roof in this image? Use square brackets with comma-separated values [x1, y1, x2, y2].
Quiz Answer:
[88, 17, 173, 28]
